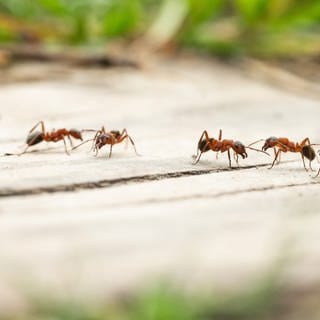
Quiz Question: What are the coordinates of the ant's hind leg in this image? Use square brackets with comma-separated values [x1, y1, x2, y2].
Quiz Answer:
[29, 121, 45, 134]
[313, 168, 320, 178]
[18, 145, 31, 156]
[309, 160, 315, 171]
[127, 136, 140, 156]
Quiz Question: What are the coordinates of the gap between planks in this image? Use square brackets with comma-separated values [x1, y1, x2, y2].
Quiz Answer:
[0, 161, 314, 199]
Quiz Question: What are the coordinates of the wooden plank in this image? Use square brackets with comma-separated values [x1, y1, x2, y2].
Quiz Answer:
[0, 57, 320, 310]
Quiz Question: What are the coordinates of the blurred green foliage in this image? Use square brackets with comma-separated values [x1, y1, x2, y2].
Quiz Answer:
[0, 0, 319, 57]
[4, 275, 282, 320]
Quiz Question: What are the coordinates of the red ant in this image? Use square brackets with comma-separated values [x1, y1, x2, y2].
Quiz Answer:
[256, 136, 319, 171]
[72, 126, 139, 158]
[193, 129, 268, 167]
[16, 121, 83, 155]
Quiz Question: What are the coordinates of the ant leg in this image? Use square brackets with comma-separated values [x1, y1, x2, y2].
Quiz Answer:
[218, 129, 222, 141]
[193, 151, 204, 164]
[28, 121, 45, 134]
[273, 148, 278, 164]
[195, 130, 211, 158]
[62, 137, 70, 155]
[234, 153, 239, 166]
[278, 151, 281, 164]
[269, 150, 281, 169]
[301, 154, 308, 172]
[309, 159, 315, 171]
[216, 152, 219, 160]
[227, 149, 231, 168]
[300, 137, 311, 146]
[18, 131, 45, 156]
[67, 136, 74, 148]
[18, 145, 31, 156]
[108, 144, 113, 158]
[117, 130, 140, 156]
[313, 168, 320, 178]
[90, 131, 102, 152]
[127, 136, 140, 156]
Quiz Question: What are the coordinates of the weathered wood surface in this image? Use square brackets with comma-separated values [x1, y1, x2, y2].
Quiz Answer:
[0, 57, 320, 309]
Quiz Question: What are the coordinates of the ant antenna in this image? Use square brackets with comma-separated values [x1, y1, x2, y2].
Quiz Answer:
[247, 139, 265, 147]
[72, 138, 95, 150]
[246, 146, 270, 156]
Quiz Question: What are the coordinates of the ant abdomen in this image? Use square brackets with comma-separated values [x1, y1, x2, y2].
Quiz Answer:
[26, 131, 43, 146]
[198, 139, 211, 152]
[302, 145, 316, 161]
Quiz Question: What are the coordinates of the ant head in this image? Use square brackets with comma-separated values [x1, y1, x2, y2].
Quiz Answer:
[26, 131, 43, 146]
[302, 145, 316, 161]
[233, 141, 247, 159]
[69, 129, 83, 141]
[95, 133, 109, 150]
[262, 136, 278, 151]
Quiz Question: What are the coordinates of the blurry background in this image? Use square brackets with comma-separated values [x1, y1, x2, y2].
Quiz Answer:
[0, 0, 319, 59]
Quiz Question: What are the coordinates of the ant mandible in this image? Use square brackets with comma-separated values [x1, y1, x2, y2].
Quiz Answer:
[193, 129, 268, 167]
[257, 136, 319, 171]
[72, 126, 139, 158]
[18, 121, 83, 155]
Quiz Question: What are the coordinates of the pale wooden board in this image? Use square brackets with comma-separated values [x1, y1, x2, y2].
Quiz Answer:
[0, 57, 320, 310]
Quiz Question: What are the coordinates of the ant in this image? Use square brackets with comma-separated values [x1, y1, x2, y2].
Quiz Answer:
[16, 121, 83, 155]
[193, 129, 268, 167]
[256, 137, 319, 171]
[72, 126, 139, 158]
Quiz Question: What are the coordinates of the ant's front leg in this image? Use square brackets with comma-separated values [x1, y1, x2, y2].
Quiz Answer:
[67, 135, 74, 148]
[108, 144, 113, 158]
[273, 148, 281, 164]
[62, 137, 70, 155]
[269, 149, 281, 169]
[234, 152, 240, 167]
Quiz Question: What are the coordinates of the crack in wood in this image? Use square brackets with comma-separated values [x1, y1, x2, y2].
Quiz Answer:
[116, 181, 320, 208]
[0, 163, 273, 198]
